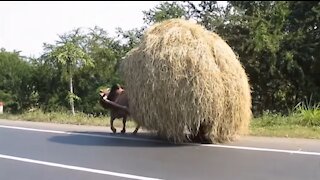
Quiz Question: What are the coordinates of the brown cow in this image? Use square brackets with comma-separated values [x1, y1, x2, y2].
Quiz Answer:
[99, 84, 140, 134]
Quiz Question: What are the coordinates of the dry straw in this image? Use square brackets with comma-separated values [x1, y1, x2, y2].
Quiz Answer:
[120, 18, 252, 143]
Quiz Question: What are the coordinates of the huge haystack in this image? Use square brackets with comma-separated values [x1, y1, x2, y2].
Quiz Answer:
[119, 18, 252, 143]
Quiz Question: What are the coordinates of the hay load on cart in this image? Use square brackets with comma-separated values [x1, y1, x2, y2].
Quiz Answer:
[119, 18, 252, 143]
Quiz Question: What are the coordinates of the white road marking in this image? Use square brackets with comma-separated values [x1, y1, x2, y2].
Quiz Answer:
[1, 124, 320, 157]
[199, 144, 320, 156]
[0, 154, 163, 180]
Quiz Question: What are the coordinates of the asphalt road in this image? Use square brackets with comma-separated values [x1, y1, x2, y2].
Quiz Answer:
[1, 119, 320, 180]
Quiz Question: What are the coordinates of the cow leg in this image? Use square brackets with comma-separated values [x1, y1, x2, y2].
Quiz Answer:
[121, 117, 127, 134]
[110, 116, 116, 133]
[193, 123, 213, 144]
[133, 123, 140, 135]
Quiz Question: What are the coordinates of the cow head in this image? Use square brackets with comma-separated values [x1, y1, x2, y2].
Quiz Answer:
[99, 84, 124, 102]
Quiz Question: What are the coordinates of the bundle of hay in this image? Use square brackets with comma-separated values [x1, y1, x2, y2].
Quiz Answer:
[119, 18, 252, 143]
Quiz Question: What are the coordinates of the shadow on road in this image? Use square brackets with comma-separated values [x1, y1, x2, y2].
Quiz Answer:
[48, 131, 188, 148]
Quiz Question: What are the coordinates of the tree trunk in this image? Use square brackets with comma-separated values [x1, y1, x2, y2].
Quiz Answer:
[69, 74, 75, 116]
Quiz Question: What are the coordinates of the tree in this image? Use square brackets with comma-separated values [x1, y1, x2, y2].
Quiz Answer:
[0, 49, 35, 113]
[285, 1, 320, 103]
[73, 26, 125, 115]
[47, 31, 94, 115]
[116, 27, 145, 52]
[32, 27, 126, 115]
[143, 2, 190, 24]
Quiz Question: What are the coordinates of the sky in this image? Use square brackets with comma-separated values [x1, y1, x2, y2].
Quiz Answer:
[0, 1, 227, 58]
[0, 1, 162, 58]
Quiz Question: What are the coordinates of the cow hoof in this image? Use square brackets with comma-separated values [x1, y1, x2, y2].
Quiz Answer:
[121, 129, 126, 134]
[111, 127, 116, 133]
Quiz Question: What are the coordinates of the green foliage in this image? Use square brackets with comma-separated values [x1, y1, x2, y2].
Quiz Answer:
[116, 27, 145, 51]
[30, 27, 127, 115]
[46, 31, 94, 115]
[143, 2, 188, 24]
[253, 99, 320, 128]
[51, 42, 94, 68]
[250, 100, 320, 139]
[294, 98, 320, 126]
[0, 49, 35, 113]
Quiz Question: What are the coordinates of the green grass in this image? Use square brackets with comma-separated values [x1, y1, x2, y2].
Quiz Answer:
[250, 101, 320, 139]
[250, 125, 320, 139]
[1, 102, 319, 139]
[250, 114, 320, 139]
[0, 109, 137, 128]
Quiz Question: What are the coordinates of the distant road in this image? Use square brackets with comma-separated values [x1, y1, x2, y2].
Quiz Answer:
[1, 119, 320, 180]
